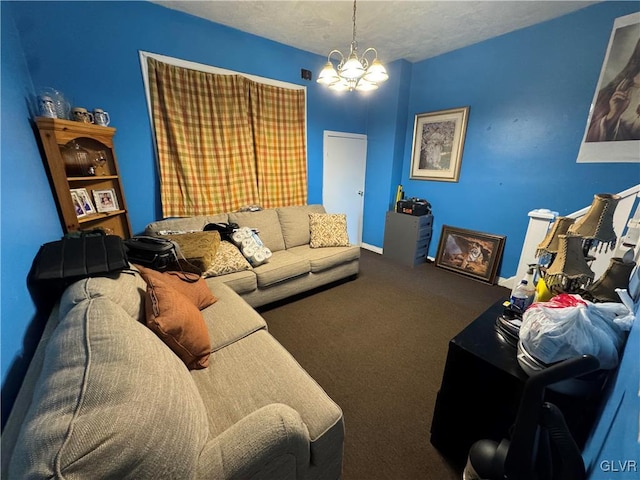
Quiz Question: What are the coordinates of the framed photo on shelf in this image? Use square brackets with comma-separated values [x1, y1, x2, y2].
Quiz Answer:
[71, 188, 95, 215]
[409, 106, 469, 182]
[435, 225, 505, 284]
[92, 188, 119, 213]
[70, 191, 87, 218]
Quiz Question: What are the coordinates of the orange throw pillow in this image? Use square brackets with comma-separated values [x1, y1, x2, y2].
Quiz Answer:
[136, 264, 217, 310]
[144, 275, 211, 370]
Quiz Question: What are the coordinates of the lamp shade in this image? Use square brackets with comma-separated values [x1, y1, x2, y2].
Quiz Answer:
[328, 77, 350, 92]
[584, 257, 636, 303]
[364, 58, 389, 83]
[340, 54, 365, 79]
[544, 235, 594, 293]
[536, 216, 575, 258]
[317, 62, 340, 85]
[567, 193, 620, 252]
[355, 78, 378, 91]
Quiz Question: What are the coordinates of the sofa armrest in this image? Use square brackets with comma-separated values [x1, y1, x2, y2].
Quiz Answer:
[196, 403, 310, 480]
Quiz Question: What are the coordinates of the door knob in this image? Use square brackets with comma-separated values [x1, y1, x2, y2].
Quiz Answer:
[357, 190, 364, 196]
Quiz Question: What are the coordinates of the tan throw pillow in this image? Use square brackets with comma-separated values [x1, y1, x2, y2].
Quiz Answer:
[136, 264, 217, 310]
[203, 241, 253, 277]
[159, 231, 220, 272]
[145, 275, 211, 370]
[309, 213, 350, 248]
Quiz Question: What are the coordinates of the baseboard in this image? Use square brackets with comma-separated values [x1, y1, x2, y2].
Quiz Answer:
[361, 243, 382, 254]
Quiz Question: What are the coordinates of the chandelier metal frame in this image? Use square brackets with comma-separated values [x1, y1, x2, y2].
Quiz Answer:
[317, 0, 389, 92]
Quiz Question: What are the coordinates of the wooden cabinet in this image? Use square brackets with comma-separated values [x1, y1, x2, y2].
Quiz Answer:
[35, 117, 132, 238]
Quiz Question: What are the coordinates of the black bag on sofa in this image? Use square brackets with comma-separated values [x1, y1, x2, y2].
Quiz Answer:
[203, 222, 238, 241]
[28, 230, 129, 313]
[123, 236, 177, 272]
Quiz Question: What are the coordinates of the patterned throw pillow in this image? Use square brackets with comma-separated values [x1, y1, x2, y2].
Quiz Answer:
[309, 213, 350, 248]
[203, 241, 252, 277]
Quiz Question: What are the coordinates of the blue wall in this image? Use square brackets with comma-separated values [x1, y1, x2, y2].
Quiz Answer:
[399, 2, 640, 276]
[1, 0, 639, 463]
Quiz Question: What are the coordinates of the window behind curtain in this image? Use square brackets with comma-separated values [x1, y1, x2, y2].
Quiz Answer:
[145, 56, 307, 217]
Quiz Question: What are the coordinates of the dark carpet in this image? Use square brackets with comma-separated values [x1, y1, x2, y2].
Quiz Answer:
[259, 249, 510, 480]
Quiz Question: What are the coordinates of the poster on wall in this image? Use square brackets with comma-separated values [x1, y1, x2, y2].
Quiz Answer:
[577, 12, 640, 163]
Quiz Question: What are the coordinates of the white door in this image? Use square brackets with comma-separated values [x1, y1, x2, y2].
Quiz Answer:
[323, 131, 367, 245]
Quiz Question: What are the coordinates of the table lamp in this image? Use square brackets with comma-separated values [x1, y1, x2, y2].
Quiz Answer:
[567, 193, 620, 256]
[544, 234, 595, 294]
[536, 216, 575, 266]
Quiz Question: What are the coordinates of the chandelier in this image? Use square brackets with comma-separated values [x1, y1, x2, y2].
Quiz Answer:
[317, 0, 389, 92]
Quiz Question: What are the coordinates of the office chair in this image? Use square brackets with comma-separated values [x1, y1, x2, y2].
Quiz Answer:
[463, 354, 600, 480]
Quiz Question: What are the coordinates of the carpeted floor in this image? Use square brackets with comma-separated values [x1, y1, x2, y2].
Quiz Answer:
[259, 249, 510, 480]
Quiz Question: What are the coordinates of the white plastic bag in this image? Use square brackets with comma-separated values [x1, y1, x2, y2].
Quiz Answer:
[519, 294, 634, 370]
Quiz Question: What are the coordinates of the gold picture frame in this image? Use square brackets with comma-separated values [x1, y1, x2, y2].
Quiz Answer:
[409, 106, 469, 182]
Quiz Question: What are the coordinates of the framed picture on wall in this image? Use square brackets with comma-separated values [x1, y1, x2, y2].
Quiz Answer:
[435, 225, 505, 284]
[577, 11, 640, 163]
[409, 106, 469, 182]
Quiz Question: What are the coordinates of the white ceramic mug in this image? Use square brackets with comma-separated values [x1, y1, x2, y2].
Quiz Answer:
[71, 107, 94, 123]
[93, 108, 110, 126]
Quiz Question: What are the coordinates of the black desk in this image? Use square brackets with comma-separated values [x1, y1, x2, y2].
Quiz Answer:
[430, 299, 603, 467]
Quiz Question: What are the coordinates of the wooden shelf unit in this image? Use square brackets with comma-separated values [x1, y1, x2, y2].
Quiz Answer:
[35, 117, 132, 238]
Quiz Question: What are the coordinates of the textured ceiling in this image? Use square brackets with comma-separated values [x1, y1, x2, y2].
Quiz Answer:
[153, 1, 598, 63]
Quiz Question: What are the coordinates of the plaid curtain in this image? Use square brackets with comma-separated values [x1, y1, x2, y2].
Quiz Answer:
[147, 58, 306, 217]
[249, 81, 307, 208]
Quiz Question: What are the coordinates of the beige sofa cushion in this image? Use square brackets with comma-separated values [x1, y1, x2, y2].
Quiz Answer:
[288, 244, 361, 273]
[277, 204, 326, 248]
[253, 250, 310, 288]
[228, 209, 286, 252]
[203, 282, 267, 352]
[9, 297, 209, 479]
[191, 330, 344, 480]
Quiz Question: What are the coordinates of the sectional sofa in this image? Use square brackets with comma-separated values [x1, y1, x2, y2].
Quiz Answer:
[2, 204, 358, 479]
[145, 204, 361, 307]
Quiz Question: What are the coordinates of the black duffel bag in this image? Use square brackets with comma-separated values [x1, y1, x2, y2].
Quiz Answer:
[123, 236, 177, 272]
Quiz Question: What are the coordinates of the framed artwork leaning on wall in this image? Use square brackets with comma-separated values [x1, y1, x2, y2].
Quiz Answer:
[435, 225, 505, 284]
[409, 106, 469, 182]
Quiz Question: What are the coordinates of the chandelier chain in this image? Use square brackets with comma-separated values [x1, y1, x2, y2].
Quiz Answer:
[351, 0, 357, 47]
